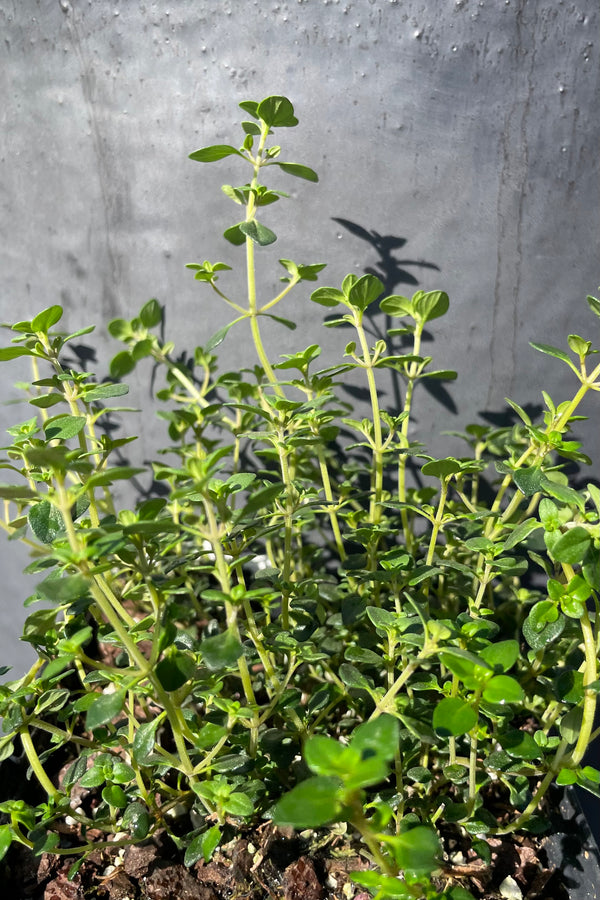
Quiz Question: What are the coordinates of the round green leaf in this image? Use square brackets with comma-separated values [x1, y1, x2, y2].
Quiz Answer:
[272, 776, 342, 828]
[200, 631, 243, 671]
[379, 294, 413, 317]
[224, 792, 254, 817]
[156, 650, 196, 691]
[421, 457, 462, 479]
[102, 784, 128, 808]
[257, 95, 298, 127]
[482, 675, 524, 705]
[139, 299, 162, 327]
[480, 640, 520, 673]
[239, 219, 277, 246]
[122, 802, 151, 840]
[498, 729, 542, 759]
[382, 826, 441, 876]
[110, 350, 136, 378]
[412, 290, 449, 323]
[310, 286, 345, 307]
[433, 697, 478, 736]
[552, 527, 592, 564]
[351, 714, 399, 762]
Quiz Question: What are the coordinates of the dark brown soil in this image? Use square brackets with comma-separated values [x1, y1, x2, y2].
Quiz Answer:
[0, 819, 579, 900]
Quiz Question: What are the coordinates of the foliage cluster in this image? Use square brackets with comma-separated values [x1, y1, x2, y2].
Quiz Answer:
[1, 96, 599, 900]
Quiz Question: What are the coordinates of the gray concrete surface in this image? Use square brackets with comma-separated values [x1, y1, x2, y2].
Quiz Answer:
[1, 0, 599, 673]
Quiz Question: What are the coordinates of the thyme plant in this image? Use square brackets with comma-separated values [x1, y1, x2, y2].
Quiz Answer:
[0, 96, 598, 900]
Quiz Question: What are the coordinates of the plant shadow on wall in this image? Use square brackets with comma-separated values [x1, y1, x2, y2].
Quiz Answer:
[330, 218, 456, 422]
[1, 96, 600, 900]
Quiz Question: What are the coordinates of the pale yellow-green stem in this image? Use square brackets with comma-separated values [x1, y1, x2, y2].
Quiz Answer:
[425, 478, 450, 568]
[19, 726, 61, 801]
[495, 739, 570, 835]
[317, 445, 346, 561]
[370, 660, 420, 719]
[397, 321, 424, 553]
[355, 315, 384, 527]
[202, 498, 259, 752]
[561, 563, 598, 767]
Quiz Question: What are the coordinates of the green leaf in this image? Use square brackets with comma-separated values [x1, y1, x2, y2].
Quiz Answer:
[107, 318, 131, 339]
[339, 663, 374, 691]
[28, 501, 63, 543]
[482, 675, 524, 705]
[224, 792, 254, 817]
[257, 95, 298, 127]
[205, 323, 234, 352]
[122, 802, 151, 840]
[513, 466, 543, 497]
[0, 824, 13, 863]
[421, 457, 462, 479]
[102, 784, 128, 808]
[347, 274, 384, 312]
[379, 294, 413, 317]
[479, 640, 519, 673]
[189, 144, 245, 162]
[272, 776, 342, 828]
[139, 298, 162, 327]
[241, 120, 261, 136]
[200, 631, 243, 671]
[31, 305, 63, 333]
[351, 714, 399, 762]
[503, 518, 541, 551]
[156, 650, 196, 691]
[86, 689, 126, 731]
[185, 825, 222, 867]
[420, 368, 457, 380]
[132, 719, 160, 765]
[523, 602, 565, 650]
[83, 383, 130, 402]
[560, 707, 583, 744]
[0, 483, 37, 501]
[499, 729, 542, 759]
[304, 735, 348, 776]
[551, 526, 592, 564]
[239, 100, 259, 119]
[109, 350, 136, 378]
[505, 397, 531, 425]
[413, 290, 449, 323]
[310, 286, 345, 307]
[0, 346, 42, 360]
[381, 826, 441, 876]
[433, 698, 478, 736]
[84, 466, 145, 490]
[238, 219, 277, 246]
[273, 161, 318, 182]
[36, 574, 89, 603]
[529, 341, 578, 372]
[586, 294, 600, 318]
[43, 415, 86, 440]
[350, 871, 411, 898]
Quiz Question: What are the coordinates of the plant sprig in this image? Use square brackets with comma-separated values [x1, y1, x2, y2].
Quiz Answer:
[1, 96, 598, 900]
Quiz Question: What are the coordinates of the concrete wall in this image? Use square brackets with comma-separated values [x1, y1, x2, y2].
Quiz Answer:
[1, 0, 599, 672]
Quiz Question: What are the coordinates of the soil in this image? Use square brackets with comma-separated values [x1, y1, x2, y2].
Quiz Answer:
[0, 819, 582, 900]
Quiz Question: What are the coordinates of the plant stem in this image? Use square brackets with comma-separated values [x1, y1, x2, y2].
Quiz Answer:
[19, 726, 61, 801]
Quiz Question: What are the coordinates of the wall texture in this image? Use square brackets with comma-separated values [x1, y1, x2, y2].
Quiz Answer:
[1, 0, 598, 672]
